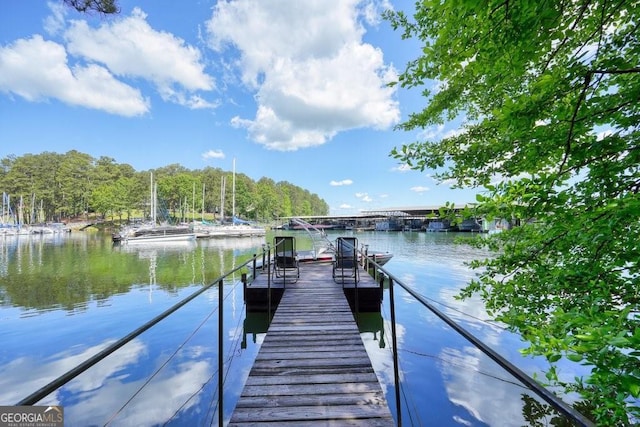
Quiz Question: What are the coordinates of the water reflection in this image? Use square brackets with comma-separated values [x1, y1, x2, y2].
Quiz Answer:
[357, 312, 386, 349]
[1, 230, 587, 425]
[241, 310, 269, 349]
[0, 338, 145, 406]
[340, 231, 581, 426]
[1, 232, 266, 425]
[440, 345, 530, 426]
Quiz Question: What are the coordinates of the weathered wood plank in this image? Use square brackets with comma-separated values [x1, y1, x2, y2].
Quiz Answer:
[230, 404, 394, 423]
[228, 419, 393, 427]
[239, 382, 384, 397]
[244, 372, 379, 386]
[233, 391, 387, 408]
[256, 349, 369, 362]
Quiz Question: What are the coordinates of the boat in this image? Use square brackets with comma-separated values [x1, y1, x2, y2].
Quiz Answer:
[425, 219, 455, 232]
[194, 221, 266, 238]
[194, 159, 266, 239]
[113, 224, 195, 244]
[375, 217, 404, 231]
[113, 173, 196, 244]
[287, 218, 393, 266]
[458, 218, 482, 232]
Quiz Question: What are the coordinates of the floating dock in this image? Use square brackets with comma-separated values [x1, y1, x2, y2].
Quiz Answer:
[244, 260, 384, 312]
[230, 263, 394, 426]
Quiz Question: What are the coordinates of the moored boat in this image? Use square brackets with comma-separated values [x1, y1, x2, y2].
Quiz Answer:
[113, 173, 196, 244]
[284, 218, 393, 265]
[113, 224, 195, 244]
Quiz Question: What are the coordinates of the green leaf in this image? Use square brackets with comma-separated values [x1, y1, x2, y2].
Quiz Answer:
[566, 353, 584, 363]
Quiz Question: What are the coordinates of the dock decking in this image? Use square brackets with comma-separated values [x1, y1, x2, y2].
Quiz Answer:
[230, 263, 394, 426]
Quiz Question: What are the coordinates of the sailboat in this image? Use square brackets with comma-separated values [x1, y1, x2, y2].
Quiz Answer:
[113, 173, 196, 244]
[193, 159, 266, 239]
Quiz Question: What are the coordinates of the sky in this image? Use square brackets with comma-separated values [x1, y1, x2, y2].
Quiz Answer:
[0, 0, 478, 215]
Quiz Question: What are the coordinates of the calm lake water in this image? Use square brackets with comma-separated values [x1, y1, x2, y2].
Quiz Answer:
[0, 229, 581, 426]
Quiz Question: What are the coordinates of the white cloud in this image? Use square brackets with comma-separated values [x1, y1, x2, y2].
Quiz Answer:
[418, 124, 467, 142]
[330, 179, 353, 186]
[206, 0, 400, 151]
[410, 186, 429, 193]
[360, 0, 394, 25]
[356, 192, 372, 202]
[418, 124, 446, 141]
[202, 149, 225, 160]
[0, 6, 217, 115]
[0, 35, 149, 116]
[64, 8, 216, 109]
[43, 2, 67, 36]
[444, 128, 466, 139]
[339, 203, 353, 209]
[391, 163, 412, 173]
[597, 128, 613, 141]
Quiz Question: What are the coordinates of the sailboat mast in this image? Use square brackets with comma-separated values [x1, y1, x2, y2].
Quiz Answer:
[220, 176, 225, 223]
[232, 158, 236, 223]
[150, 172, 156, 225]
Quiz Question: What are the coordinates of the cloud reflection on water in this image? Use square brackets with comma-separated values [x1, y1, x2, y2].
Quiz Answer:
[0, 334, 220, 426]
[0, 339, 144, 405]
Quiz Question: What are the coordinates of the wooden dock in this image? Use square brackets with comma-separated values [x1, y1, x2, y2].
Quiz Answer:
[244, 260, 384, 312]
[230, 263, 395, 426]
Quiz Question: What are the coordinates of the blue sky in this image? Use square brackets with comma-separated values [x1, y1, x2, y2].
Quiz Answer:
[0, 0, 478, 215]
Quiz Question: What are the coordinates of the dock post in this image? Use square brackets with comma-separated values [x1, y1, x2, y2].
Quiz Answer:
[388, 275, 402, 426]
[372, 254, 377, 280]
[217, 278, 224, 427]
[354, 245, 359, 318]
[267, 244, 272, 318]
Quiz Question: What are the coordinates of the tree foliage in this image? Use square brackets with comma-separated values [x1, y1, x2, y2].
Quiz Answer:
[386, 0, 639, 424]
[63, 0, 119, 14]
[0, 151, 328, 224]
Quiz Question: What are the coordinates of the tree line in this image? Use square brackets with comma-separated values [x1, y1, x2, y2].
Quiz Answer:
[0, 151, 328, 224]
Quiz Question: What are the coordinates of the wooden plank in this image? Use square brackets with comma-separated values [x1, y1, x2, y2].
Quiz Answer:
[230, 263, 394, 426]
[228, 419, 393, 427]
[231, 404, 392, 423]
[245, 372, 378, 386]
[233, 391, 387, 408]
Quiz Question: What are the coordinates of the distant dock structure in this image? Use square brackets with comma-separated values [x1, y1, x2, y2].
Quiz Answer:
[278, 204, 504, 233]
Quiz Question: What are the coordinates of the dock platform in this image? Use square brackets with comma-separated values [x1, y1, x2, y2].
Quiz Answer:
[230, 263, 394, 426]
[244, 260, 384, 312]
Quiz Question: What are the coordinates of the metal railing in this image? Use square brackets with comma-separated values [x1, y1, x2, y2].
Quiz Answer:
[16, 248, 268, 426]
[360, 253, 595, 427]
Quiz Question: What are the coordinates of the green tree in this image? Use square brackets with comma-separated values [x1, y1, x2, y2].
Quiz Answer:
[2, 153, 62, 223]
[157, 172, 196, 221]
[57, 150, 94, 219]
[255, 177, 279, 221]
[1, 152, 328, 225]
[387, 1, 639, 424]
[90, 184, 114, 219]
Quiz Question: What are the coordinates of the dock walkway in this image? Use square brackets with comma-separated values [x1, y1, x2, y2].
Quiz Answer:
[229, 263, 394, 426]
